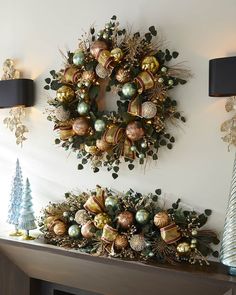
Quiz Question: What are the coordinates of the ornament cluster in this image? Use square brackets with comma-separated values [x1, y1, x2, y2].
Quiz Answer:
[39, 186, 219, 266]
[45, 16, 190, 178]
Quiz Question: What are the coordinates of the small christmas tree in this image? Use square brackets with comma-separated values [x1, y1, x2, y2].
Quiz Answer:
[18, 178, 37, 240]
[7, 159, 24, 236]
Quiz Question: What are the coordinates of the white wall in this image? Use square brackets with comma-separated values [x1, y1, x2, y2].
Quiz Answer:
[0, 0, 236, 239]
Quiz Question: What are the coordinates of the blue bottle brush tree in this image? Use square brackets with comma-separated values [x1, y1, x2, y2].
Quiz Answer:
[18, 178, 37, 240]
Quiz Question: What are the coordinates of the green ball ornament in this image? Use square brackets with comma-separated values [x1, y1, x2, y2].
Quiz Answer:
[73, 50, 85, 66]
[168, 79, 174, 86]
[77, 102, 89, 115]
[135, 209, 150, 225]
[122, 83, 137, 98]
[131, 145, 137, 152]
[105, 196, 119, 210]
[68, 224, 81, 238]
[141, 142, 147, 148]
[139, 153, 145, 159]
[94, 119, 106, 132]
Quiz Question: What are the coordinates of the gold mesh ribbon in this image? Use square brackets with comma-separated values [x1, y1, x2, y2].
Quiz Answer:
[160, 223, 181, 244]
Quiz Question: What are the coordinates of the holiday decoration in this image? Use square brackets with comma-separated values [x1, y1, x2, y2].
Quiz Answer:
[7, 159, 24, 236]
[40, 186, 219, 267]
[18, 178, 37, 240]
[45, 16, 190, 178]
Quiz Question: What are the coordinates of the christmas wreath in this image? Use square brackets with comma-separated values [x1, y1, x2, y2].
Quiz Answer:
[45, 16, 190, 178]
[39, 186, 219, 266]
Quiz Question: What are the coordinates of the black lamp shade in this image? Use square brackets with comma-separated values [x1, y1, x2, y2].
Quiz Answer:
[0, 78, 34, 108]
[209, 56, 236, 97]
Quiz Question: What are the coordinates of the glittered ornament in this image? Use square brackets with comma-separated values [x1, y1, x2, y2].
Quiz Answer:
[129, 234, 146, 251]
[141, 101, 157, 119]
[110, 48, 124, 62]
[177, 242, 191, 254]
[115, 68, 130, 83]
[117, 211, 134, 229]
[56, 86, 75, 103]
[55, 106, 70, 122]
[114, 234, 129, 250]
[53, 221, 67, 236]
[72, 117, 90, 136]
[81, 221, 95, 239]
[122, 83, 137, 98]
[75, 209, 90, 225]
[94, 119, 106, 132]
[94, 213, 111, 229]
[90, 40, 108, 59]
[95, 63, 111, 79]
[101, 224, 118, 243]
[98, 50, 114, 70]
[68, 224, 81, 238]
[135, 209, 150, 225]
[85, 145, 99, 155]
[82, 70, 96, 83]
[141, 56, 159, 73]
[125, 121, 145, 141]
[154, 212, 169, 228]
[105, 196, 119, 210]
[77, 102, 90, 115]
[73, 50, 85, 66]
[96, 139, 111, 152]
[135, 71, 155, 92]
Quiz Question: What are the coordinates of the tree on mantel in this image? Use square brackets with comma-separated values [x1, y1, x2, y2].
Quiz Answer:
[18, 178, 37, 240]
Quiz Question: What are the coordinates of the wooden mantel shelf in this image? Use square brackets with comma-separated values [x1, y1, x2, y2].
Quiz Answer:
[0, 233, 236, 295]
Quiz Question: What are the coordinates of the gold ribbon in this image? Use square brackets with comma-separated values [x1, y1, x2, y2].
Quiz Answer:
[128, 96, 142, 116]
[121, 138, 135, 160]
[160, 223, 181, 244]
[103, 125, 124, 144]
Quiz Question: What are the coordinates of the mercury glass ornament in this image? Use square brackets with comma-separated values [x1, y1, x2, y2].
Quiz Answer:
[56, 86, 75, 102]
[125, 121, 145, 141]
[68, 224, 81, 238]
[55, 106, 70, 122]
[110, 48, 124, 62]
[75, 209, 90, 225]
[141, 101, 157, 119]
[72, 117, 90, 136]
[129, 234, 146, 252]
[141, 56, 159, 73]
[117, 211, 134, 229]
[77, 102, 90, 115]
[135, 209, 150, 225]
[90, 40, 108, 59]
[81, 221, 95, 239]
[94, 119, 106, 132]
[105, 196, 119, 210]
[73, 50, 85, 66]
[122, 83, 137, 98]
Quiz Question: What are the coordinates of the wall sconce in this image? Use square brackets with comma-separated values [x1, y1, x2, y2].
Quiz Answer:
[0, 59, 34, 145]
[209, 56, 236, 275]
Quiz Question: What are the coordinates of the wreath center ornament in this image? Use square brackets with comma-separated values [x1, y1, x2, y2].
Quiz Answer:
[45, 16, 190, 178]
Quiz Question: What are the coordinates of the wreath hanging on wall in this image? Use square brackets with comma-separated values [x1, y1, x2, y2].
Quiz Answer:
[45, 16, 190, 178]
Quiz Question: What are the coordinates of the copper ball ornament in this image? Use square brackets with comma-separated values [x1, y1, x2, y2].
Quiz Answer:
[53, 221, 67, 236]
[117, 211, 134, 229]
[96, 139, 111, 152]
[90, 40, 108, 59]
[129, 234, 146, 252]
[141, 101, 157, 119]
[125, 121, 145, 141]
[56, 86, 75, 103]
[154, 212, 169, 228]
[114, 234, 129, 250]
[94, 213, 111, 229]
[81, 221, 96, 239]
[75, 209, 90, 225]
[72, 117, 90, 136]
[115, 68, 130, 83]
[141, 56, 159, 73]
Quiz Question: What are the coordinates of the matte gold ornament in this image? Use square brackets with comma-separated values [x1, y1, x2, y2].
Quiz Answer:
[94, 213, 111, 229]
[53, 221, 67, 236]
[64, 67, 81, 83]
[97, 50, 114, 70]
[141, 101, 157, 119]
[115, 68, 130, 83]
[90, 40, 108, 59]
[141, 56, 159, 73]
[45, 216, 59, 230]
[101, 224, 118, 243]
[129, 234, 146, 252]
[59, 128, 75, 141]
[114, 234, 129, 250]
[135, 71, 155, 92]
[160, 223, 181, 244]
[177, 242, 191, 254]
[72, 117, 90, 136]
[110, 48, 124, 62]
[82, 70, 96, 83]
[75, 209, 90, 225]
[85, 144, 99, 155]
[154, 211, 169, 228]
[56, 86, 75, 102]
[55, 106, 70, 122]
[125, 121, 145, 141]
[96, 139, 112, 151]
[117, 211, 134, 229]
[81, 221, 96, 239]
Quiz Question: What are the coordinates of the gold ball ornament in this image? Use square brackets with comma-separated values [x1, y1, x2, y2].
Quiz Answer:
[114, 234, 129, 250]
[53, 221, 67, 236]
[141, 101, 157, 119]
[177, 242, 191, 254]
[72, 117, 90, 136]
[45, 216, 59, 230]
[74, 209, 90, 225]
[117, 211, 134, 229]
[85, 145, 99, 155]
[81, 221, 96, 239]
[94, 213, 111, 229]
[154, 212, 170, 228]
[90, 40, 108, 59]
[96, 139, 112, 152]
[115, 68, 131, 83]
[110, 48, 124, 62]
[56, 86, 75, 103]
[125, 121, 145, 141]
[141, 56, 159, 73]
[129, 234, 146, 252]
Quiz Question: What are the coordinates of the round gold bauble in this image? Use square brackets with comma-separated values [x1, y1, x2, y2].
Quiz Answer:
[53, 221, 67, 236]
[75, 209, 90, 225]
[154, 212, 169, 228]
[125, 121, 145, 141]
[72, 117, 90, 136]
[141, 101, 157, 119]
[82, 70, 96, 83]
[177, 242, 191, 254]
[141, 56, 159, 73]
[45, 216, 59, 230]
[90, 40, 108, 59]
[96, 139, 111, 152]
[81, 221, 95, 239]
[56, 86, 75, 103]
[85, 144, 99, 155]
[94, 213, 111, 229]
[129, 234, 146, 252]
[59, 128, 75, 141]
[110, 48, 124, 62]
[114, 234, 129, 250]
[115, 68, 130, 83]
[117, 211, 134, 229]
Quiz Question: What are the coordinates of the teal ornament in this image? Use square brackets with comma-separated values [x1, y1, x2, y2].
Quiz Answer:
[68, 224, 81, 238]
[122, 83, 137, 98]
[77, 102, 89, 115]
[94, 119, 106, 132]
[73, 50, 85, 66]
[135, 209, 150, 225]
[105, 196, 119, 210]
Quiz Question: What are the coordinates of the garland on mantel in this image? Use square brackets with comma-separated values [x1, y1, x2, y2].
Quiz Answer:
[45, 16, 190, 178]
[39, 186, 219, 266]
